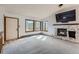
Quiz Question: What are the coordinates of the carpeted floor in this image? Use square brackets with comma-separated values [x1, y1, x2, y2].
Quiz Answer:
[1, 35, 79, 54]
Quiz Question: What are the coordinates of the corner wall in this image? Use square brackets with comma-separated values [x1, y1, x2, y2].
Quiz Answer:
[0, 7, 42, 44]
[42, 6, 79, 36]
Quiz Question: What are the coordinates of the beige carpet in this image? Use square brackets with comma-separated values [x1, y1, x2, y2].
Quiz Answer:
[1, 35, 79, 54]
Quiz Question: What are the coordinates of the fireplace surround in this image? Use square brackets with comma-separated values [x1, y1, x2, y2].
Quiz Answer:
[57, 28, 76, 39]
[53, 22, 79, 43]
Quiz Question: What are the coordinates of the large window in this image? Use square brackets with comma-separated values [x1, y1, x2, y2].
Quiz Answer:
[43, 21, 48, 31]
[25, 19, 34, 32]
[45, 22, 48, 31]
[25, 19, 48, 32]
[35, 21, 40, 31]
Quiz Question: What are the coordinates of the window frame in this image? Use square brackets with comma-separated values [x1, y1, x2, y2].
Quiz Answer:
[25, 19, 34, 32]
[34, 21, 41, 31]
[40, 21, 43, 31]
[25, 19, 48, 32]
[42, 21, 48, 32]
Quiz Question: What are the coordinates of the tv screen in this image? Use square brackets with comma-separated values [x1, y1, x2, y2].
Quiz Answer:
[56, 10, 76, 22]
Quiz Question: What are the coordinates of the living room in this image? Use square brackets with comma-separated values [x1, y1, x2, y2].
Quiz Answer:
[0, 4, 79, 54]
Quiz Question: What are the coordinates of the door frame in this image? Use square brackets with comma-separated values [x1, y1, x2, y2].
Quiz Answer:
[4, 16, 19, 41]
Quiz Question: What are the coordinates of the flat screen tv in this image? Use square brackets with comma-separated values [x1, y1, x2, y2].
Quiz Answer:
[56, 10, 76, 23]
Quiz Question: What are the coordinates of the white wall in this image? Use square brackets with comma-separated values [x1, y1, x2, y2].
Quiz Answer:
[42, 6, 79, 36]
[42, 13, 56, 36]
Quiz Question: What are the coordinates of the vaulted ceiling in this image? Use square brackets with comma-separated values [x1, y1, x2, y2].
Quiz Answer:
[0, 4, 78, 19]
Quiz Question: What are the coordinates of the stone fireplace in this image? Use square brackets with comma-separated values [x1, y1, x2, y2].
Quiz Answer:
[53, 24, 79, 43]
[57, 28, 76, 39]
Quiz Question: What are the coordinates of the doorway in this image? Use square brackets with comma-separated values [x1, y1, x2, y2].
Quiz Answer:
[4, 16, 19, 41]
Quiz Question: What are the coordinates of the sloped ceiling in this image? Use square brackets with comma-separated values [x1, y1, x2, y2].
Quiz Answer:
[0, 4, 79, 19]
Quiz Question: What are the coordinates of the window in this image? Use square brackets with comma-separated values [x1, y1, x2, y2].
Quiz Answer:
[25, 19, 48, 32]
[45, 22, 48, 31]
[35, 21, 40, 31]
[40, 22, 43, 31]
[25, 19, 34, 32]
[43, 21, 48, 31]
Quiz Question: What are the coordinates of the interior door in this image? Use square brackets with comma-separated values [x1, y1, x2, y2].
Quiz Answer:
[6, 17, 18, 40]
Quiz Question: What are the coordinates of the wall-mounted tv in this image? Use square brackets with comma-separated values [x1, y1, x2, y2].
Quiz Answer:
[56, 9, 76, 23]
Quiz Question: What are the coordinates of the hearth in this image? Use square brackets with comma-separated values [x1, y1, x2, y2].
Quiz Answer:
[57, 28, 67, 36]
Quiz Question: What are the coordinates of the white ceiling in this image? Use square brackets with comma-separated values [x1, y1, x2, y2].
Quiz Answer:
[0, 4, 79, 19]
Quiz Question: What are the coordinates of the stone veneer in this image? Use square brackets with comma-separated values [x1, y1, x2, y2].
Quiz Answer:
[53, 23, 79, 43]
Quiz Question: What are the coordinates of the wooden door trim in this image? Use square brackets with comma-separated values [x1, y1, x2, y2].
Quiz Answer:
[4, 16, 19, 41]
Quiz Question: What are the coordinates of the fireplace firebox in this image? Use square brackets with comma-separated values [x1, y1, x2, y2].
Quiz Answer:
[68, 31, 76, 39]
[57, 28, 67, 36]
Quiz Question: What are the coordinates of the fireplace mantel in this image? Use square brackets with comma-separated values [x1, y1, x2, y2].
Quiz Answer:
[53, 23, 79, 26]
